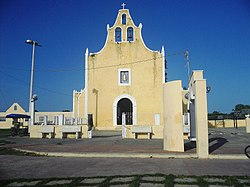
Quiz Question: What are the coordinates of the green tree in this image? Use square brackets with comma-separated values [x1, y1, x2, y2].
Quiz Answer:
[62, 110, 70, 112]
[212, 111, 220, 115]
[235, 104, 245, 111]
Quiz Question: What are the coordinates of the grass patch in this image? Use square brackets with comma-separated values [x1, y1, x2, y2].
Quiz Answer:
[165, 174, 175, 187]
[0, 139, 15, 145]
[0, 174, 249, 187]
[197, 176, 209, 187]
[0, 147, 45, 157]
[225, 176, 244, 187]
[0, 129, 11, 138]
[0, 147, 25, 155]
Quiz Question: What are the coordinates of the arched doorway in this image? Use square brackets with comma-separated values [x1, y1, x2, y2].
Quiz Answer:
[113, 94, 137, 126]
[117, 98, 133, 125]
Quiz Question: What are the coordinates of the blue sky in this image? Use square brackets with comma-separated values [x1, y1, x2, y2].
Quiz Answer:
[0, 0, 249, 113]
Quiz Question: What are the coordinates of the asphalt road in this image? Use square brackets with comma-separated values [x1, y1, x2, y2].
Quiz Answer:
[0, 155, 249, 180]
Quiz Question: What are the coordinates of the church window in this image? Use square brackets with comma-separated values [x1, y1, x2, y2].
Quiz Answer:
[122, 14, 126, 25]
[121, 71, 129, 83]
[127, 27, 134, 42]
[118, 69, 131, 86]
[115, 27, 122, 42]
[14, 105, 17, 111]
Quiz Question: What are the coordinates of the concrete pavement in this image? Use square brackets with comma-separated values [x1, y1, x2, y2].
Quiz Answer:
[2, 127, 250, 159]
[0, 155, 250, 179]
[0, 127, 249, 186]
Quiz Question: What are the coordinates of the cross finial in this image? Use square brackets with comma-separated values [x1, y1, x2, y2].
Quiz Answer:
[121, 3, 126, 9]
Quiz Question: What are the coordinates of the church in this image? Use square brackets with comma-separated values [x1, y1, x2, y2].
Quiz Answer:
[73, 5, 166, 130]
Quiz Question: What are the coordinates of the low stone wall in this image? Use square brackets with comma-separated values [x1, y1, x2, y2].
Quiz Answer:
[30, 125, 88, 139]
[208, 119, 246, 128]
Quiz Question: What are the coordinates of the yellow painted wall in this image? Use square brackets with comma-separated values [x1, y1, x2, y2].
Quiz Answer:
[208, 119, 246, 128]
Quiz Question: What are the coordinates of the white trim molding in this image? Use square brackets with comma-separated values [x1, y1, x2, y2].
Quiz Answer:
[113, 94, 137, 126]
[84, 48, 89, 120]
[72, 90, 76, 118]
[161, 46, 165, 83]
[118, 68, 131, 86]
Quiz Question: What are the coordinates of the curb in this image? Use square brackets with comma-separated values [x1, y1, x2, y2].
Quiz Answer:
[208, 154, 248, 160]
[14, 148, 249, 159]
[14, 148, 197, 159]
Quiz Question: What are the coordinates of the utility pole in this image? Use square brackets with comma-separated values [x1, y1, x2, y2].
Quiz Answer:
[26, 39, 41, 128]
[184, 50, 190, 83]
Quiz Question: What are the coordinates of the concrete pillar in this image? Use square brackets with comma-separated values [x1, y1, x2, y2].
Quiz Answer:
[191, 71, 209, 158]
[163, 80, 184, 152]
[246, 115, 250, 133]
[188, 71, 204, 141]
[189, 100, 196, 141]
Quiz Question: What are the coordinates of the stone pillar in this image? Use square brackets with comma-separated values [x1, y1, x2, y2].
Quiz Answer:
[246, 115, 250, 133]
[163, 80, 184, 152]
[191, 71, 209, 158]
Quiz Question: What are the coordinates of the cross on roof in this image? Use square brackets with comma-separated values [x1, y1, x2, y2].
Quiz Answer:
[121, 3, 126, 9]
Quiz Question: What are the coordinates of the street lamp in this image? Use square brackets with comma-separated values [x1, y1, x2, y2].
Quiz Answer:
[206, 86, 211, 93]
[26, 39, 41, 127]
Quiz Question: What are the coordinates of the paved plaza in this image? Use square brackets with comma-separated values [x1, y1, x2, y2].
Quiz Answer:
[1, 127, 249, 157]
[0, 127, 249, 186]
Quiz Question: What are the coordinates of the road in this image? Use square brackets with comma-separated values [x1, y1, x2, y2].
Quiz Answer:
[0, 155, 249, 179]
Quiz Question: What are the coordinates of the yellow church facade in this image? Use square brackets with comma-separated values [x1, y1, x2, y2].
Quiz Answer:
[73, 7, 165, 130]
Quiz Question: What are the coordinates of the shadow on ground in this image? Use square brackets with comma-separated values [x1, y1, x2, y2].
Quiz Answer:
[184, 137, 228, 154]
[209, 137, 228, 154]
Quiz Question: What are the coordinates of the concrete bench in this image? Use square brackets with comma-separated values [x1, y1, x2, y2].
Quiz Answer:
[40, 125, 54, 138]
[60, 125, 81, 139]
[131, 125, 152, 139]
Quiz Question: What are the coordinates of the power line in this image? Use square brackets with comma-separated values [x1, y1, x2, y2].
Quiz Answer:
[87, 56, 163, 70]
[0, 66, 84, 72]
[0, 51, 186, 99]
[0, 70, 72, 97]
[0, 89, 9, 108]
[1, 52, 185, 72]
